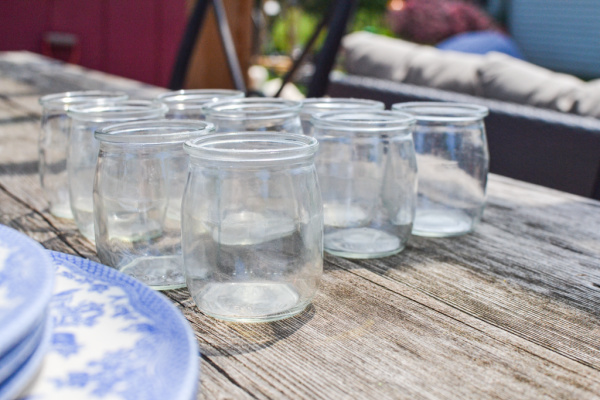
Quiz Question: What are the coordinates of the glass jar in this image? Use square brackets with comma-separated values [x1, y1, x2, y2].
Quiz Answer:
[67, 100, 168, 241]
[155, 89, 245, 120]
[94, 120, 215, 290]
[38, 91, 128, 219]
[202, 98, 302, 133]
[300, 98, 385, 136]
[392, 102, 489, 237]
[182, 132, 322, 322]
[312, 111, 417, 259]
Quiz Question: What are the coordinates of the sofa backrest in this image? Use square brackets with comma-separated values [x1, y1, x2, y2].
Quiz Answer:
[327, 73, 600, 200]
[342, 32, 600, 119]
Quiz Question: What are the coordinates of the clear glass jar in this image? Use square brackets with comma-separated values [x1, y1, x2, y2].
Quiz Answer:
[94, 120, 215, 290]
[312, 111, 417, 259]
[202, 98, 302, 133]
[392, 102, 489, 237]
[300, 98, 385, 136]
[155, 89, 245, 120]
[182, 132, 322, 322]
[38, 91, 128, 219]
[67, 100, 167, 241]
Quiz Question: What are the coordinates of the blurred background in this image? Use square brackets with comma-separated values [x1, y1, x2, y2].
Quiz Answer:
[1, 0, 598, 95]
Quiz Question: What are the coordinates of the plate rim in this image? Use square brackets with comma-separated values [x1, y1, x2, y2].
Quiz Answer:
[0, 311, 46, 383]
[0, 226, 54, 356]
[0, 310, 53, 400]
[48, 251, 199, 400]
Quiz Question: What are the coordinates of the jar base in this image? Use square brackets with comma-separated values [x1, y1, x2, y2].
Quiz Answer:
[324, 227, 406, 259]
[119, 255, 186, 291]
[412, 209, 475, 237]
[49, 203, 74, 220]
[192, 281, 309, 322]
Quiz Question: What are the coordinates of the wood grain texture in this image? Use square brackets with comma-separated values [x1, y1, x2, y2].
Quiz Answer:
[1, 51, 600, 399]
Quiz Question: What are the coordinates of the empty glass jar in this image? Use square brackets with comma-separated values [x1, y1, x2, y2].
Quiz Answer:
[38, 91, 128, 219]
[202, 98, 302, 133]
[94, 120, 215, 290]
[156, 89, 245, 120]
[67, 100, 168, 241]
[312, 111, 417, 259]
[392, 102, 489, 237]
[182, 132, 322, 322]
[300, 98, 385, 136]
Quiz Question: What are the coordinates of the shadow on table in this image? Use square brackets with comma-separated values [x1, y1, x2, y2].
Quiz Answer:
[0, 160, 39, 176]
[196, 304, 316, 356]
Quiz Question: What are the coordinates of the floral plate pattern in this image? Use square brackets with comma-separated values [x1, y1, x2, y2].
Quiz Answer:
[19, 251, 199, 400]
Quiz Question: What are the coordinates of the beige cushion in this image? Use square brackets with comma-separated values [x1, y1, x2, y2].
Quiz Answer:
[403, 46, 484, 96]
[478, 52, 584, 113]
[342, 31, 483, 95]
[342, 31, 418, 82]
[571, 79, 600, 118]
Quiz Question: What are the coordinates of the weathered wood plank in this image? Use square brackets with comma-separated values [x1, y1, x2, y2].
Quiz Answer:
[344, 177, 600, 369]
[0, 75, 37, 96]
[0, 93, 39, 121]
[1, 94, 43, 116]
[0, 51, 165, 99]
[172, 262, 600, 399]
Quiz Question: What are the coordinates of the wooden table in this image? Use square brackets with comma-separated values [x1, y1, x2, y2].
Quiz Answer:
[2, 51, 600, 399]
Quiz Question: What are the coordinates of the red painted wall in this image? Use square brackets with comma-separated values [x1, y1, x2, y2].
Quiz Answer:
[0, 0, 187, 87]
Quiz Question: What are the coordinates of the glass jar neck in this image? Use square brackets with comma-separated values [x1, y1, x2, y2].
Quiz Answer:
[40, 91, 128, 112]
[185, 132, 318, 168]
[203, 99, 301, 121]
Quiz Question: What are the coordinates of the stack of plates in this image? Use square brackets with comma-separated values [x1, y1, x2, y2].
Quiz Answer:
[0, 225, 199, 400]
[0, 225, 54, 400]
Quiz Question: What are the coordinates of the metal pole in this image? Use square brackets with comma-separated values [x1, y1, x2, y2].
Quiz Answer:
[213, 0, 247, 93]
[274, 11, 331, 98]
[307, 0, 357, 97]
[169, 0, 211, 90]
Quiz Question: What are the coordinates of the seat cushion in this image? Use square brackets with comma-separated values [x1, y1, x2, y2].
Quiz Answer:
[571, 79, 600, 118]
[478, 52, 583, 113]
[342, 31, 483, 95]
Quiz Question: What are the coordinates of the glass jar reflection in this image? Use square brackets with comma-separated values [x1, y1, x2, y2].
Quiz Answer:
[38, 91, 128, 219]
[94, 120, 215, 290]
[182, 132, 322, 322]
[312, 111, 417, 259]
[202, 98, 302, 133]
[392, 102, 489, 237]
[67, 100, 167, 241]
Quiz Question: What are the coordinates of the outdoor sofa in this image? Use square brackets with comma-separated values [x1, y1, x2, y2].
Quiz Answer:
[326, 32, 600, 200]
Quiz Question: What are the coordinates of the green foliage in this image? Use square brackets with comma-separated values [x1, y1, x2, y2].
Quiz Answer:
[270, 7, 325, 54]
[352, 9, 394, 37]
[267, 1, 391, 55]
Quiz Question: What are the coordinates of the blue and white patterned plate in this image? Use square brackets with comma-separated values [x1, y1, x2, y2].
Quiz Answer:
[19, 251, 199, 400]
[0, 225, 54, 358]
[0, 311, 52, 400]
[0, 311, 47, 384]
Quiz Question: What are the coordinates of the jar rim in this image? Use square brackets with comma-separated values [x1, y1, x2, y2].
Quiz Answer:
[68, 100, 168, 122]
[156, 89, 245, 110]
[202, 98, 302, 120]
[300, 98, 385, 116]
[311, 110, 415, 132]
[39, 91, 128, 111]
[184, 131, 318, 163]
[95, 120, 215, 144]
[392, 102, 489, 122]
